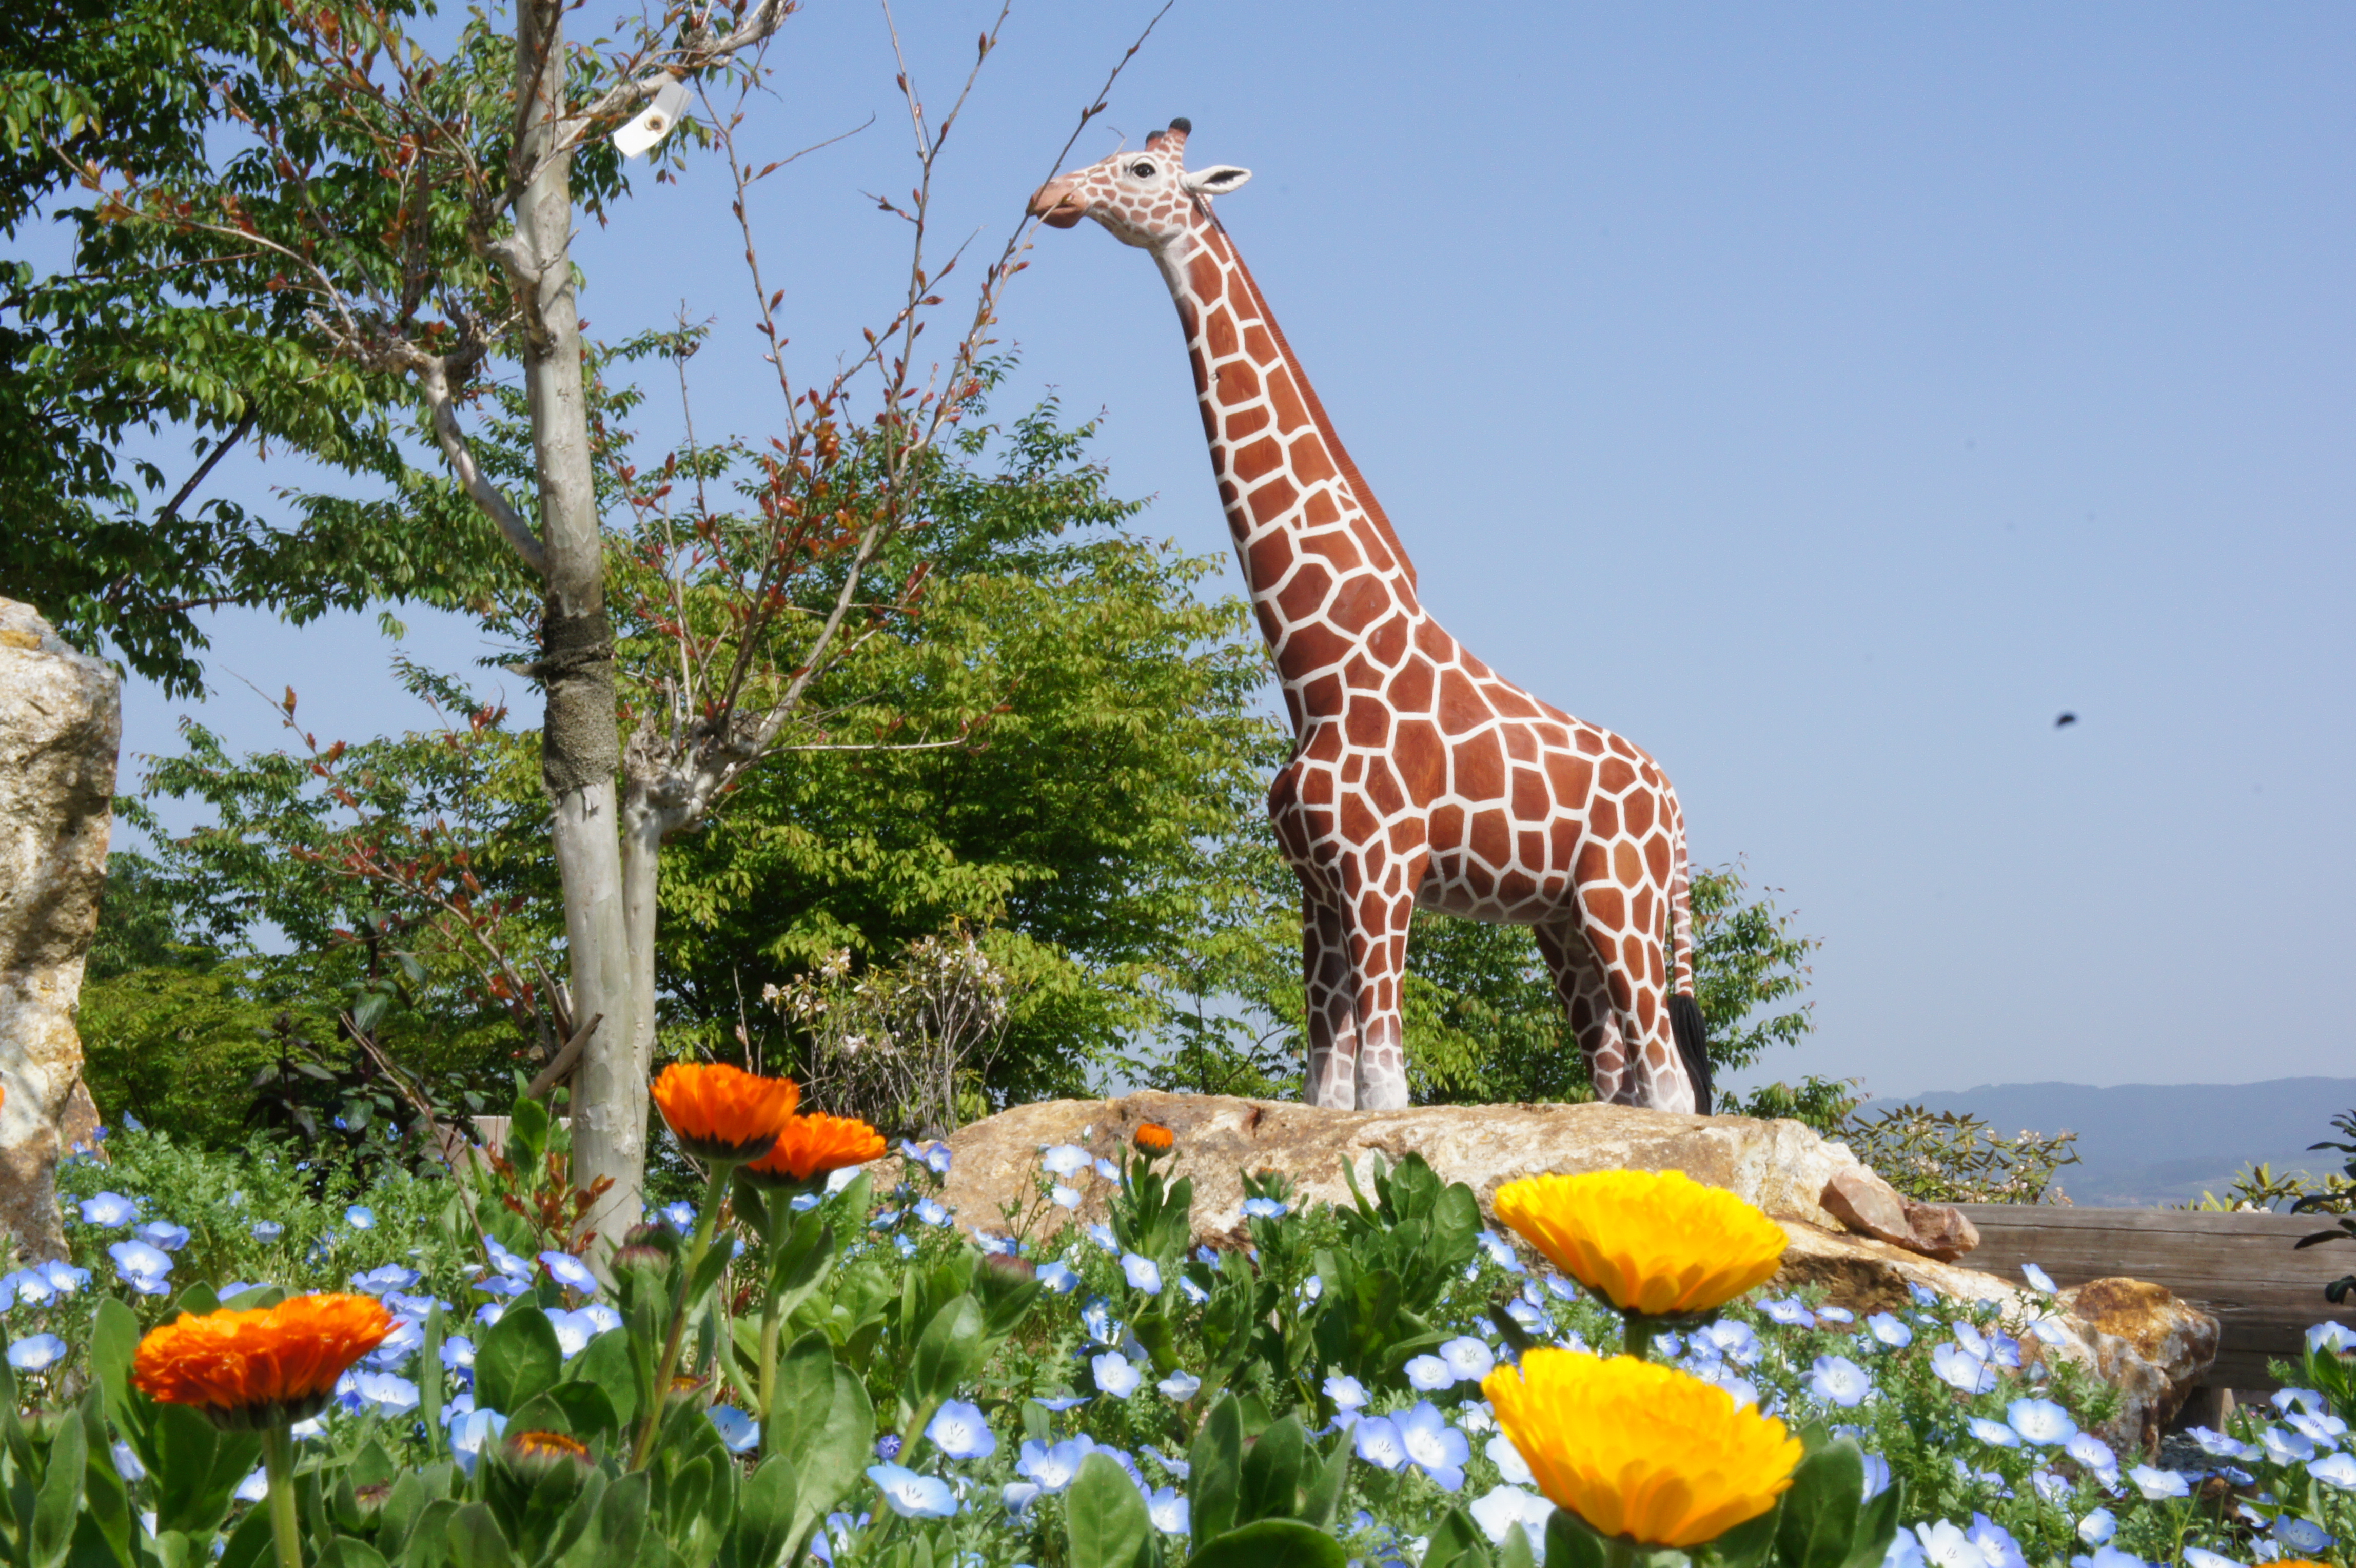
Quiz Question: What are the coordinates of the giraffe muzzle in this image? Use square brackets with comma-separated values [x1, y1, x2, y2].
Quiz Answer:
[1026, 178, 1087, 229]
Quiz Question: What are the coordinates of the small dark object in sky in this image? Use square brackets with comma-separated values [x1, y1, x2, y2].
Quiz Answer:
[2055, 712, 2078, 728]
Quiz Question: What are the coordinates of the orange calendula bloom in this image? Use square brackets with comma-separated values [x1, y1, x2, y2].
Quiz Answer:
[743, 1113, 887, 1187]
[1133, 1122, 1175, 1153]
[132, 1293, 392, 1428]
[507, 1429, 592, 1463]
[1485, 1349, 1801, 1547]
[1491, 1169, 1786, 1318]
[650, 1062, 800, 1163]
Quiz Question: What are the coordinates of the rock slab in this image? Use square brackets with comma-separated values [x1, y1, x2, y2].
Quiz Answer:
[0, 600, 117, 1259]
[943, 1091, 2216, 1456]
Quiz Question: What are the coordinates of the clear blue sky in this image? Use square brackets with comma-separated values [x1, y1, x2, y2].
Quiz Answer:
[86, 2, 2355, 1100]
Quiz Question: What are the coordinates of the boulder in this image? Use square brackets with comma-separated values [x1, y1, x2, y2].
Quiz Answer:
[941, 1089, 1963, 1254]
[0, 600, 119, 1259]
[940, 1090, 2215, 1457]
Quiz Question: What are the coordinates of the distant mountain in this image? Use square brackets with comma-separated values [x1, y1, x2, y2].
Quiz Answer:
[1863, 1078, 2356, 1207]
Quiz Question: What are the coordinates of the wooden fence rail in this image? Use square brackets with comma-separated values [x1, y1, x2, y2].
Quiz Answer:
[1954, 1204, 2354, 1390]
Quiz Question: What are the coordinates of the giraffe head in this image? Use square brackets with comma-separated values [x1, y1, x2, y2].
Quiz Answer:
[1027, 118, 1252, 251]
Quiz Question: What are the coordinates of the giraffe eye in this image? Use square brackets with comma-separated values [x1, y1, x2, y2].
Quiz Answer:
[1129, 161, 1155, 179]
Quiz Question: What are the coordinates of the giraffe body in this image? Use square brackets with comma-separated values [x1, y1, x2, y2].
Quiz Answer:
[1031, 122, 1712, 1115]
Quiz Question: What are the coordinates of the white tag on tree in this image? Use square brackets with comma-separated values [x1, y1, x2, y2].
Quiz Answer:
[613, 78, 691, 158]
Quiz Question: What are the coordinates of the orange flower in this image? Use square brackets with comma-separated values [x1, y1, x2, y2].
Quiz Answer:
[742, 1113, 887, 1187]
[1133, 1122, 1175, 1153]
[132, 1293, 392, 1428]
[650, 1063, 800, 1163]
[507, 1429, 591, 1465]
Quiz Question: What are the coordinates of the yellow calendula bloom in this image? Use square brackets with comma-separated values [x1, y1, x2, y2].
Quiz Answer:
[1491, 1169, 1786, 1317]
[1485, 1349, 1801, 1547]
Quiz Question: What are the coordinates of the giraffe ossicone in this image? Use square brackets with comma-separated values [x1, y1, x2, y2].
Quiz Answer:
[1030, 120, 1714, 1116]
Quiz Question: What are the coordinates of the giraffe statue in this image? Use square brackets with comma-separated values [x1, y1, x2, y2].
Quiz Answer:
[1028, 120, 1714, 1115]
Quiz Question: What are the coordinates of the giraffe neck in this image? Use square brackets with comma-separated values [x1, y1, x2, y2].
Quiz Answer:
[1154, 208, 1424, 722]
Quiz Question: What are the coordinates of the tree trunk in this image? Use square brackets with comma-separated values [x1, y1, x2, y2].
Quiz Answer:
[513, 0, 641, 1239]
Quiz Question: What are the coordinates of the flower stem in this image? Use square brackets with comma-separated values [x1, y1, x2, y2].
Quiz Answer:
[632, 1158, 731, 1469]
[757, 1225, 784, 1461]
[1602, 1535, 1642, 1568]
[1621, 1312, 1658, 1362]
[260, 1423, 304, 1568]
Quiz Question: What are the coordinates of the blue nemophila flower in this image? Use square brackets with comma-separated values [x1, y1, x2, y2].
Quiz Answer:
[108, 1239, 173, 1295]
[1036, 1261, 1077, 1293]
[2179, 1550, 2242, 1568]
[475, 1274, 529, 1299]
[1157, 1370, 1201, 1401]
[1485, 1432, 1533, 1486]
[973, 1230, 1018, 1257]
[1911, 1520, 1985, 1568]
[1352, 1416, 1407, 1473]
[2310, 1321, 2354, 1355]
[234, 1468, 270, 1505]
[109, 1440, 145, 1482]
[1761, 1297, 1817, 1328]
[1469, 1485, 1555, 1549]
[1865, 1311, 1913, 1349]
[1324, 1373, 1369, 1411]
[134, 1221, 190, 1252]
[1092, 1350, 1142, 1399]
[1968, 1417, 2022, 1449]
[2020, 1262, 2058, 1293]
[926, 1400, 996, 1461]
[660, 1201, 697, 1233]
[2025, 1316, 2073, 1347]
[2006, 1398, 2076, 1446]
[2125, 1465, 2187, 1500]
[914, 1198, 949, 1227]
[218, 1281, 270, 1301]
[1081, 1300, 1122, 1345]
[1147, 1486, 1189, 1536]
[2075, 1508, 2115, 1546]
[2260, 1426, 2316, 1465]
[442, 1336, 477, 1372]
[1862, 1453, 1893, 1500]
[874, 1434, 902, 1461]
[2070, 1549, 2148, 1568]
[2275, 1517, 2334, 1555]
[1475, 1231, 1524, 1275]
[1051, 1186, 1083, 1210]
[1966, 1514, 2027, 1568]
[8, 1335, 67, 1373]
[1930, 1342, 1997, 1395]
[351, 1264, 422, 1296]
[539, 1251, 598, 1293]
[1303, 1274, 1324, 1302]
[2066, 1430, 2118, 1481]
[367, 1318, 425, 1369]
[251, 1221, 285, 1242]
[1807, 1355, 1872, 1408]
[1541, 1272, 1579, 1303]
[867, 1462, 956, 1518]
[2289, 1409, 2349, 1444]
[1031, 1395, 1087, 1412]
[1696, 1319, 1764, 1366]
[1504, 1298, 1546, 1333]
[344, 1205, 376, 1230]
[1084, 1222, 1118, 1251]
[1040, 1143, 1091, 1178]
[1405, 1354, 1452, 1391]
[1440, 1336, 1494, 1383]
[701, 1406, 757, 1454]
[1094, 1158, 1120, 1182]
[2273, 1387, 2326, 1415]
[78, 1192, 137, 1227]
[545, 1307, 615, 1358]
[342, 1370, 420, 1417]
[1241, 1197, 1287, 1219]
[1817, 1305, 1855, 1324]
[1017, 1436, 1096, 1492]
[1000, 1481, 1042, 1520]
[2310, 1451, 2356, 1489]
[1178, 1276, 1209, 1305]
[1120, 1254, 1162, 1294]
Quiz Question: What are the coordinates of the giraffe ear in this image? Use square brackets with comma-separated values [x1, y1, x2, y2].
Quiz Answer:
[1181, 165, 1251, 196]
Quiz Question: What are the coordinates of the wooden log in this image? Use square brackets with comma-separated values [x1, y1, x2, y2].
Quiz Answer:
[1955, 1204, 2355, 1390]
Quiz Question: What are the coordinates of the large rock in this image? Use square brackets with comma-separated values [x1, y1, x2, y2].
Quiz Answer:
[0, 600, 119, 1259]
[942, 1090, 1964, 1257]
[941, 1091, 2215, 1457]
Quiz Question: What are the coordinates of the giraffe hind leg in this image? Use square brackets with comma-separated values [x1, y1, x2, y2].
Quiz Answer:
[1534, 920, 1629, 1104]
[1303, 897, 1358, 1109]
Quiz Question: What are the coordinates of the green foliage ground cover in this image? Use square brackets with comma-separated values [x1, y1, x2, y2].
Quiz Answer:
[12, 1105, 2352, 1568]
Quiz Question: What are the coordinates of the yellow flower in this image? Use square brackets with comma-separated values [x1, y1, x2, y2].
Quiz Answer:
[1484, 1349, 1801, 1547]
[1491, 1169, 1786, 1317]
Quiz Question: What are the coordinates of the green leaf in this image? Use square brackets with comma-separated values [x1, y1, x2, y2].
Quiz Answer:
[906, 1294, 986, 1410]
[1184, 1518, 1347, 1568]
[1295, 1428, 1352, 1533]
[1711, 1502, 1783, 1568]
[1838, 1480, 1903, 1568]
[1424, 1505, 1491, 1568]
[779, 1362, 872, 1563]
[33, 1409, 87, 1568]
[1499, 1522, 1541, 1568]
[475, 1307, 563, 1417]
[1776, 1441, 1864, 1568]
[1066, 1453, 1154, 1568]
[564, 1327, 640, 1435]
[218, 1502, 276, 1568]
[1236, 1415, 1306, 1525]
[1187, 1393, 1243, 1544]
[726, 1455, 797, 1568]
[445, 1502, 513, 1568]
[554, 1474, 649, 1568]
[319, 1539, 394, 1568]
[1543, 1511, 1608, 1568]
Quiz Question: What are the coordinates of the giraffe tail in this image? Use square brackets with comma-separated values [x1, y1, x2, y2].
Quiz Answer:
[1666, 790, 1714, 1115]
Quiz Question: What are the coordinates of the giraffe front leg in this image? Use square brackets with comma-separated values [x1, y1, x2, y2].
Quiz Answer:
[1349, 889, 1415, 1111]
[1303, 896, 1358, 1109]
